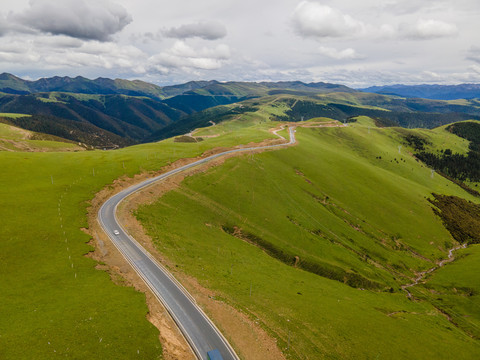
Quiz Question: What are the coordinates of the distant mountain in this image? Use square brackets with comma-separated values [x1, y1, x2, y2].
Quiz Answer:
[188, 80, 356, 98]
[0, 73, 168, 99]
[7, 73, 480, 148]
[361, 84, 480, 100]
[0, 73, 357, 100]
[0, 74, 361, 147]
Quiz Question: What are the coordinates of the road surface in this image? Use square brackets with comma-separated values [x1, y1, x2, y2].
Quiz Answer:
[98, 127, 296, 360]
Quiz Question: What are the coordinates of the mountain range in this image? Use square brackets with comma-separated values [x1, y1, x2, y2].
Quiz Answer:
[1, 73, 480, 148]
[362, 83, 480, 100]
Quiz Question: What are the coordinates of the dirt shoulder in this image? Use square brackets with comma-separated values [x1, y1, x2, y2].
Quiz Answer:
[85, 132, 296, 360]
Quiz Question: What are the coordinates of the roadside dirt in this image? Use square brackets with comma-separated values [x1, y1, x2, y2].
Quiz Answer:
[85, 131, 297, 360]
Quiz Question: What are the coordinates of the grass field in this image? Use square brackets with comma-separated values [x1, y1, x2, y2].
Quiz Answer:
[0, 118, 278, 359]
[2, 93, 480, 360]
[137, 117, 480, 359]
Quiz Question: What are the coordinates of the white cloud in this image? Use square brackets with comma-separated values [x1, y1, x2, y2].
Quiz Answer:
[148, 41, 231, 72]
[317, 46, 364, 60]
[400, 19, 458, 39]
[163, 21, 227, 40]
[44, 41, 146, 70]
[292, 1, 365, 39]
[12, 0, 132, 41]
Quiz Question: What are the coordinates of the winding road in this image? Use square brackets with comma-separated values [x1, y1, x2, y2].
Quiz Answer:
[98, 126, 296, 360]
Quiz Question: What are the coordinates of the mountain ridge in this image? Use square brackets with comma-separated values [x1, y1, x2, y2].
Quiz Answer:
[0, 73, 357, 100]
[362, 83, 480, 100]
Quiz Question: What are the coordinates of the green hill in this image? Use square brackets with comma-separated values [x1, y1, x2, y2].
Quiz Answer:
[151, 93, 480, 142]
[0, 115, 85, 152]
[1, 92, 480, 359]
[136, 116, 480, 359]
[0, 121, 278, 359]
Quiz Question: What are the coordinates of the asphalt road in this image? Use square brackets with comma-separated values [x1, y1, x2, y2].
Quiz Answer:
[98, 127, 296, 360]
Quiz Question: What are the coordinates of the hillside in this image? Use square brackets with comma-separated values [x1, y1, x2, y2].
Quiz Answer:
[362, 83, 480, 100]
[151, 92, 480, 141]
[136, 115, 480, 359]
[0, 120, 281, 359]
[1, 90, 480, 359]
[0, 114, 85, 152]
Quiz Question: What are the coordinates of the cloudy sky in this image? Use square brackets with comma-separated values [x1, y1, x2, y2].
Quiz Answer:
[0, 0, 479, 87]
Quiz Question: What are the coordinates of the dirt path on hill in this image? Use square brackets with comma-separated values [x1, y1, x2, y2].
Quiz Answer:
[86, 121, 344, 359]
[401, 243, 467, 298]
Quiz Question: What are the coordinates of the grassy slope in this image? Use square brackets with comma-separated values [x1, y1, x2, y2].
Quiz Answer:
[0, 122, 84, 152]
[136, 116, 480, 359]
[0, 121, 277, 359]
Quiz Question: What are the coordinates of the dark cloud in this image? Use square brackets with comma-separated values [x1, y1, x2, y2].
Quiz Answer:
[467, 47, 480, 64]
[0, 19, 6, 36]
[13, 0, 132, 41]
[163, 21, 227, 40]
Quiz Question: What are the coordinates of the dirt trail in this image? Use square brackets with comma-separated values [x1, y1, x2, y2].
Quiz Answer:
[401, 243, 467, 298]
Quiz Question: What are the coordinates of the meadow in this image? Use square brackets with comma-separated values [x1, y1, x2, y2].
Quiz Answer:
[0, 121, 277, 359]
[137, 117, 480, 359]
[2, 95, 480, 359]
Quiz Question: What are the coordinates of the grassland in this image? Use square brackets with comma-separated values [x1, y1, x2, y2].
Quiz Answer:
[3, 91, 480, 360]
[0, 119, 278, 359]
[0, 122, 84, 152]
[136, 116, 480, 359]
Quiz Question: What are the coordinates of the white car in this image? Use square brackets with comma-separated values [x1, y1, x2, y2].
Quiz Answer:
[113, 230, 120, 235]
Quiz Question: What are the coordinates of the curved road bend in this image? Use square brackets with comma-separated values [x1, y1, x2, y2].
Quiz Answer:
[98, 127, 296, 360]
